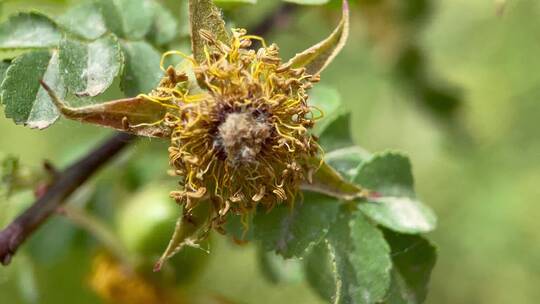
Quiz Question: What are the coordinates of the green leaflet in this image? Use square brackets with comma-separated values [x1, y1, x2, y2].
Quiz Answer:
[355, 152, 437, 234]
[189, 0, 231, 64]
[252, 191, 340, 258]
[282, 0, 349, 75]
[1, 50, 64, 129]
[0, 12, 61, 50]
[382, 230, 437, 304]
[305, 209, 392, 304]
[59, 34, 123, 97]
[120, 41, 163, 97]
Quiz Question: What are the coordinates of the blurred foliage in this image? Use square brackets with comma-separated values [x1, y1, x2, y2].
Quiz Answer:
[0, 0, 539, 304]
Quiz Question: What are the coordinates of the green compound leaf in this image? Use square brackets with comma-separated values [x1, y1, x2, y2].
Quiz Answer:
[146, 2, 179, 47]
[1, 50, 64, 129]
[305, 209, 392, 304]
[120, 40, 162, 97]
[59, 34, 123, 97]
[252, 191, 340, 258]
[382, 230, 437, 304]
[355, 152, 437, 234]
[58, 1, 107, 40]
[0, 12, 62, 50]
[283, 0, 349, 75]
[189, 0, 231, 64]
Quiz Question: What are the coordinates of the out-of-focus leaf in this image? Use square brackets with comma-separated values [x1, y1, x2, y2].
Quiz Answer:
[96, 0, 125, 37]
[309, 84, 343, 136]
[58, 1, 107, 40]
[97, 0, 156, 40]
[0, 12, 62, 50]
[382, 230, 437, 304]
[189, 0, 230, 64]
[282, 0, 349, 75]
[116, 0, 156, 40]
[40, 82, 170, 138]
[120, 41, 162, 96]
[318, 112, 353, 151]
[305, 210, 392, 304]
[1, 50, 64, 129]
[258, 249, 304, 284]
[355, 152, 437, 233]
[146, 2, 179, 46]
[302, 160, 366, 201]
[252, 191, 340, 258]
[59, 34, 123, 97]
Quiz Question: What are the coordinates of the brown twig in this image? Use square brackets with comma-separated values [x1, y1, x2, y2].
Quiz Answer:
[0, 132, 136, 265]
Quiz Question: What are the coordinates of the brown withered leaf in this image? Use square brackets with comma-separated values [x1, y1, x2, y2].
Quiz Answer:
[189, 0, 230, 64]
[302, 159, 368, 201]
[40, 81, 170, 138]
[282, 0, 350, 75]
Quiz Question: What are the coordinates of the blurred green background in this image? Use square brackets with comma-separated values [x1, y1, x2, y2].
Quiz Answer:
[1, 0, 539, 303]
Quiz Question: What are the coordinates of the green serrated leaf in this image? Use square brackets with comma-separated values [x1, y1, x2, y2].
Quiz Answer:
[1, 50, 64, 129]
[382, 230, 437, 304]
[120, 40, 162, 97]
[305, 209, 392, 304]
[58, 1, 107, 40]
[0, 12, 62, 50]
[355, 152, 437, 233]
[146, 2, 179, 46]
[282, 0, 349, 75]
[189, 0, 230, 64]
[253, 191, 340, 258]
[258, 248, 304, 284]
[59, 34, 123, 97]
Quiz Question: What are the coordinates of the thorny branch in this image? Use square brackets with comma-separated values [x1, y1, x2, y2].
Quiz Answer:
[0, 2, 300, 267]
[0, 133, 136, 265]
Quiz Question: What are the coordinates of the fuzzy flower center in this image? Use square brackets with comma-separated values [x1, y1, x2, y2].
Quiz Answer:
[217, 112, 272, 166]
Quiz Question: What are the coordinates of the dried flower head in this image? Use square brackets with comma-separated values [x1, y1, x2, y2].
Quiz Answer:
[141, 29, 322, 227]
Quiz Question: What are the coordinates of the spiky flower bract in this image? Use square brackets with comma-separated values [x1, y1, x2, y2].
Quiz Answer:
[140, 29, 322, 229]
